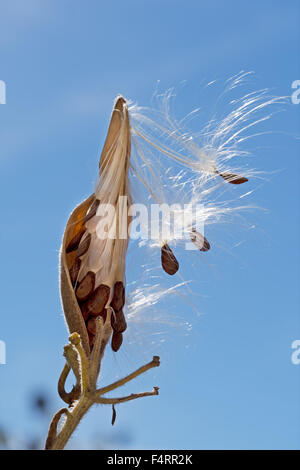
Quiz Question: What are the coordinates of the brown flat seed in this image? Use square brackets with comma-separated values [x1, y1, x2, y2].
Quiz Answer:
[66, 227, 86, 253]
[69, 258, 81, 286]
[87, 317, 97, 335]
[88, 331, 95, 347]
[83, 198, 100, 224]
[76, 233, 91, 258]
[111, 331, 123, 352]
[111, 404, 116, 426]
[161, 243, 179, 275]
[111, 281, 125, 311]
[111, 309, 127, 333]
[80, 301, 90, 321]
[87, 311, 107, 334]
[190, 228, 210, 252]
[86, 284, 110, 315]
[75, 271, 95, 302]
[100, 308, 107, 323]
[81, 301, 106, 320]
[219, 172, 248, 184]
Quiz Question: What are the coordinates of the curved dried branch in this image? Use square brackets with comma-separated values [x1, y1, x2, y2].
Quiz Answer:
[57, 362, 80, 406]
[95, 387, 159, 405]
[69, 332, 90, 393]
[45, 408, 71, 450]
[95, 356, 160, 398]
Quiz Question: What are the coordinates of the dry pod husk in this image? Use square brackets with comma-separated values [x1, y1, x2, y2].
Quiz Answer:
[60, 194, 95, 356]
[60, 96, 131, 356]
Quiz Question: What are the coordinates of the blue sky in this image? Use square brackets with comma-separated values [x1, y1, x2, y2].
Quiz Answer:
[0, 0, 299, 450]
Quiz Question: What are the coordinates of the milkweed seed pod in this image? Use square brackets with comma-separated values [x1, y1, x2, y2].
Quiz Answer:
[60, 96, 131, 356]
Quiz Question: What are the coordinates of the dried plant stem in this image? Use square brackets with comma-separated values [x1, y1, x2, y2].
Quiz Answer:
[95, 356, 160, 397]
[57, 363, 72, 404]
[45, 408, 71, 450]
[50, 396, 94, 450]
[45, 330, 160, 450]
[88, 314, 112, 389]
[96, 388, 159, 405]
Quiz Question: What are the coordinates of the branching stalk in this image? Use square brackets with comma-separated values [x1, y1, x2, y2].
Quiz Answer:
[45, 331, 160, 450]
[95, 356, 160, 397]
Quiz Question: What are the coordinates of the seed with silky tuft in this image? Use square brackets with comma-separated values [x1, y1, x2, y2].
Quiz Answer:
[80, 302, 90, 321]
[111, 309, 127, 333]
[161, 243, 179, 275]
[76, 233, 92, 258]
[219, 172, 248, 184]
[111, 282, 125, 311]
[75, 271, 96, 302]
[99, 308, 107, 323]
[85, 284, 110, 315]
[111, 331, 123, 352]
[190, 228, 210, 252]
[87, 317, 96, 335]
[69, 258, 81, 286]
[87, 311, 107, 335]
[83, 198, 100, 224]
[88, 331, 95, 347]
[66, 227, 86, 253]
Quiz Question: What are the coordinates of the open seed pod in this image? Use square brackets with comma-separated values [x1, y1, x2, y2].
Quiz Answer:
[60, 96, 131, 357]
[60, 194, 95, 356]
